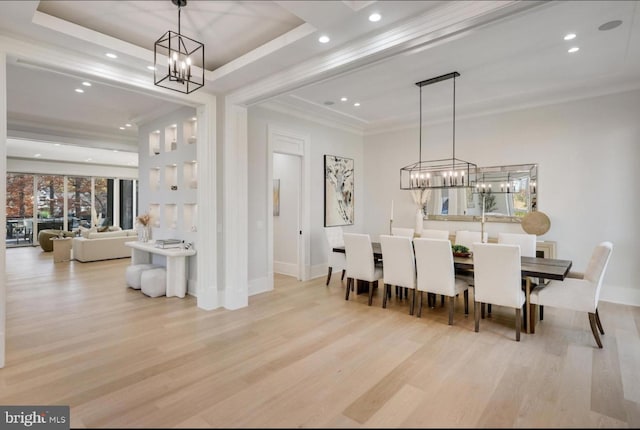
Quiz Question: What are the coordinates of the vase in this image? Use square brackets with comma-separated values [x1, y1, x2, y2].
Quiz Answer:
[415, 208, 424, 236]
[140, 225, 150, 242]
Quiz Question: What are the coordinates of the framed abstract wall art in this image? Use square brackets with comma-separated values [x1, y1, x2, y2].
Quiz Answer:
[324, 155, 354, 226]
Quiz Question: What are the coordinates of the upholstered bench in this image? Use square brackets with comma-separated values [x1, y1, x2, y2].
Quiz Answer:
[141, 267, 167, 298]
[125, 264, 158, 290]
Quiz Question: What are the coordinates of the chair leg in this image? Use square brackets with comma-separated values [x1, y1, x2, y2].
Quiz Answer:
[515, 308, 521, 342]
[368, 281, 375, 306]
[341, 269, 346, 280]
[395, 286, 399, 297]
[417, 291, 423, 318]
[487, 303, 492, 315]
[595, 308, 604, 335]
[448, 296, 454, 325]
[481, 303, 485, 319]
[326, 267, 332, 286]
[474, 301, 480, 332]
[588, 312, 603, 348]
[540, 305, 544, 321]
[345, 278, 351, 300]
[463, 290, 469, 315]
[382, 284, 389, 309]
[409, 289, 416, 316]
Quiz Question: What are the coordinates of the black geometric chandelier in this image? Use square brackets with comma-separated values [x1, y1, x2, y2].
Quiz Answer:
[154, 0, 204, 94]
[400, 72, 477, 190]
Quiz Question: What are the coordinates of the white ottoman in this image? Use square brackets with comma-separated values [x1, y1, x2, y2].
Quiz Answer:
[141, 267, 167, 298]
[125, 264, 157, 289]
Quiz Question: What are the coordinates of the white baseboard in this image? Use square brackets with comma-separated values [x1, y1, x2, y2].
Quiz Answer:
[600, 284, 640, 307]
[249, 275, 273, 296]
[310, 263, 328, 280]
[274, 260, 297, 277]
[187, 279, 197, 297]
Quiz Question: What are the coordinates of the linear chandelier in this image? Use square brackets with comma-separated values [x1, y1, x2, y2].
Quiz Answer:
[154, 0, 204, 94]
[400, 72, 477, 190]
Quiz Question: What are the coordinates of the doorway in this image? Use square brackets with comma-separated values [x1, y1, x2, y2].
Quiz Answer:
[272, 153, 301, 279]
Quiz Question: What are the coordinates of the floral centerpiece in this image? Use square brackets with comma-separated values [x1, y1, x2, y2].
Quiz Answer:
[136, 213, 152, 242]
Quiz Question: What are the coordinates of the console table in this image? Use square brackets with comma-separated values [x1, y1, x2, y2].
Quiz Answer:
[125, 241, 196, 298]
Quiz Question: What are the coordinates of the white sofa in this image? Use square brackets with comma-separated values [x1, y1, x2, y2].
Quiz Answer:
[72, 229, 138, 262]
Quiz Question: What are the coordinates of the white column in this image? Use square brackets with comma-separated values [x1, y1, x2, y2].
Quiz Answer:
[113, 178, 120, 227]
[0, 51, 7, 368]
[196, 97, 219, 310]
[222, 99, 248, 309]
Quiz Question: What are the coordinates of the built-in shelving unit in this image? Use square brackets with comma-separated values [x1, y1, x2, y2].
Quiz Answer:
[141, 111, 198, 236]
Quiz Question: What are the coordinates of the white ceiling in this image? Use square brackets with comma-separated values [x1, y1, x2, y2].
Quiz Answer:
[1, 0, 639, 163]
[6, 139, 138, 167]
[273, 0, 640, 133]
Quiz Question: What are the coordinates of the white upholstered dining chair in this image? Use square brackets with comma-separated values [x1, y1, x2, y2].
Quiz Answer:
[530, 241, 613, 348]
[380, 235, 417, 315]
[454, 230, 488, 250]
[472, 243, 526, 341]
[497, 232, 537, 257]
[343, 233, 383, 306]
[392, 227, 415, 238]
[324, 227, 346, 286]
[414, 238, 470, 325]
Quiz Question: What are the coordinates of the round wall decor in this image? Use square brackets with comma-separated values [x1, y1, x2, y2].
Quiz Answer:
[521, 211, 551, 235]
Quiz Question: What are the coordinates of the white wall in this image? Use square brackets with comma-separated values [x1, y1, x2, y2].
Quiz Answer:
[273, 153, 300, 276]
[364, 90, 640, 306]
[248, 105, 364, 285]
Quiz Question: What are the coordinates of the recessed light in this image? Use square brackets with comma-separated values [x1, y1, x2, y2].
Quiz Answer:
[171, 124, 177, 128]
[105, 53, 118, 59]
[599, 20, 622, 31]
[119, 126, 125, 130]
[369, 13, 381, 22]
[191, 117, 197, 121]
[82, 81, 92, 87]
[568, 46, 580, 53]
[85, 158, 93, 162]
[340, 97, 348, 102]
[34, 153, 41, 157]
[75, 88, 84, 93]
[113, 150, 119, 153]
[53, 143, 61, 146]
[125, 123, 132, 127]
[354, 102, 361, 107]
[563, 33, 576, 41]
[147, 65, 156, 71]
[318, 35, 330, 44]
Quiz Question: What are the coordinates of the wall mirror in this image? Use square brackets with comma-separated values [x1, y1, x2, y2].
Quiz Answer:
[424, 163, 537, 223]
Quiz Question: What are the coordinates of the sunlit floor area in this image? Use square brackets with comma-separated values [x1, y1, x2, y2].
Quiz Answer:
[1, 246, 639, 428]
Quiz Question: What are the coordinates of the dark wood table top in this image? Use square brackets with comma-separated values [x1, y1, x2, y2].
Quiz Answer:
[333, 242, 572, 281]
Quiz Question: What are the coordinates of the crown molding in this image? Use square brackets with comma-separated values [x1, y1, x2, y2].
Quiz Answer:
[258, 100, 364, 136]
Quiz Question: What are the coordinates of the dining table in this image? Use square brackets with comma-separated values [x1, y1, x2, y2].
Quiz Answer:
[332, 242, 573, 334]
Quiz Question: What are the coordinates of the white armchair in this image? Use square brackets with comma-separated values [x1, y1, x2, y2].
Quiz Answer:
[472, 243, 526, 341]
[324, 227, 346, 286]
[530, 241, 613, 348]
[380, 235, 417, 315]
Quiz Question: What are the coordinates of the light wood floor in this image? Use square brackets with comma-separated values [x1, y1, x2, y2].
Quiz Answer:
[2, 246, 640, 428]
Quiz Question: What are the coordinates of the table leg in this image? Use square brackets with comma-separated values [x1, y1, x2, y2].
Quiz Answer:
[525, 277, 536, 334]
[166, 255, 187, 298]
